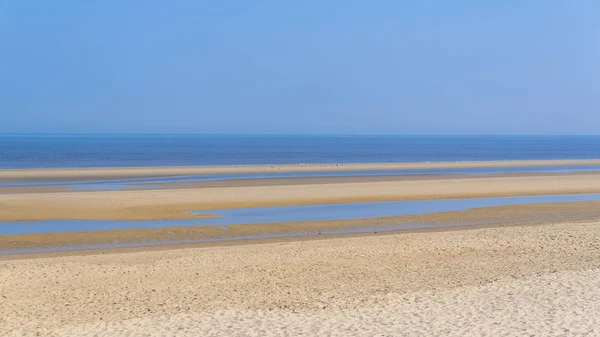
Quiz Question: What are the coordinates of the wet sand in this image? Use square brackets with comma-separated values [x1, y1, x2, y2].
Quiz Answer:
[0, 186, 71, 194]
[146, 170, 600, 189]
[5, 171, 599, 194]
[3, 200, 600, 252]
[3, 171, 600, 221]
[2, 219, 600, 336]
[3, 158, 600, 182]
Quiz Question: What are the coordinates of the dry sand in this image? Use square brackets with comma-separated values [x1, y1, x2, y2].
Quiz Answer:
[1, 220, 600, 336]
[50, 269, 600, 336]
[2, 158, 600, 181]
[3, 172, 600, 221]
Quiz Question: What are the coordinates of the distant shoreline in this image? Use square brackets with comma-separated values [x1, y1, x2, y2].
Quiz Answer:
[2, 158, 600, 180]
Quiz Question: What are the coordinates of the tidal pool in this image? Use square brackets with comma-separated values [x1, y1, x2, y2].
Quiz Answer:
[1, 193, 599, 235]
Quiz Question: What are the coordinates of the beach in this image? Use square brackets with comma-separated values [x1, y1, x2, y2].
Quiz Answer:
[5, 1, 600, 333]
[2, 220, 600, 336]
[2, 159, 600, 335]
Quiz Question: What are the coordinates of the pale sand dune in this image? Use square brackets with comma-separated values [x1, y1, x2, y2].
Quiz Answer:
[3, 172, 600, 221]
[2, 158, 600, 181]
[2, 220, 600, 336]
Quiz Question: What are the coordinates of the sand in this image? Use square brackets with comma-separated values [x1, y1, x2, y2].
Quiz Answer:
[3, 200, 600, 251]
[2, 158, 600, 181]
[146, 170, 600, 189]
[3, 171, 600, 221]
[0, 186, 71, 194]
[2, 220, 600, 336]
[3, 159, 600, 335]
[51, 269, 600, 336]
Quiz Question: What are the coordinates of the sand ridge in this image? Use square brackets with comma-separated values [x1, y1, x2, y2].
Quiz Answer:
[2, 158, 600, 181]
[3, 172, 600, 221]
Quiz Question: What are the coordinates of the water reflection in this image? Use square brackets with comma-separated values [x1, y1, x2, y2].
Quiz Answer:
[1, 193, 599, 235]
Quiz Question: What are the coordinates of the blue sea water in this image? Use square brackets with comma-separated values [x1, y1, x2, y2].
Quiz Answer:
[1, 134, 600, 168]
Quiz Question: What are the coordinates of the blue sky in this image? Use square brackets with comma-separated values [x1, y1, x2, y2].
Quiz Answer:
[1, 1, 599, 134]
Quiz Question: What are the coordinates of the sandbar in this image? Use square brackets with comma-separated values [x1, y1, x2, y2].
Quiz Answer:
[2, 158, 600, 182]
[145, 170, 600, 189]
[3, 171, 600, 221]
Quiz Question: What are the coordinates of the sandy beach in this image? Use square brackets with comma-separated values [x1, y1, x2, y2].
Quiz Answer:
[2, 219, 600, 336]
[2, 159, 600, 335]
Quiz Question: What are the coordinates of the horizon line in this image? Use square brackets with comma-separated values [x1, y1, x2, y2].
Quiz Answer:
[1, 132, 600, 137]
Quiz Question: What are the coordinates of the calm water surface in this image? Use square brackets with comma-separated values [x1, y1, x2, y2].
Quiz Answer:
[1, 194, 599, 235]
[2, 134, 600, 168]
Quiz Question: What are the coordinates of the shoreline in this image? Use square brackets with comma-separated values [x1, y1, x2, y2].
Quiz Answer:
[3, 200, 600, 256]
[2, 158, 600, 181]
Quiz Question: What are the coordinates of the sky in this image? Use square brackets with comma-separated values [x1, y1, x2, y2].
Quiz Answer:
[1, 1, 599, 135]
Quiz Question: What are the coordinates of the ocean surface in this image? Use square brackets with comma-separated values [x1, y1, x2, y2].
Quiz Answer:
[1, 134, 600, 168]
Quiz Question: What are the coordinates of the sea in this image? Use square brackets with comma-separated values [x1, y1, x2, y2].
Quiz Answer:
[1, 134, 600, 169]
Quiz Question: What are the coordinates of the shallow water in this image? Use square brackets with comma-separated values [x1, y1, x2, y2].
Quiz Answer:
[0, 223, 458, 255]
[2, 165, 600, 191]
[1, 194, 599, 236]
[198, 194, 600, 225]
